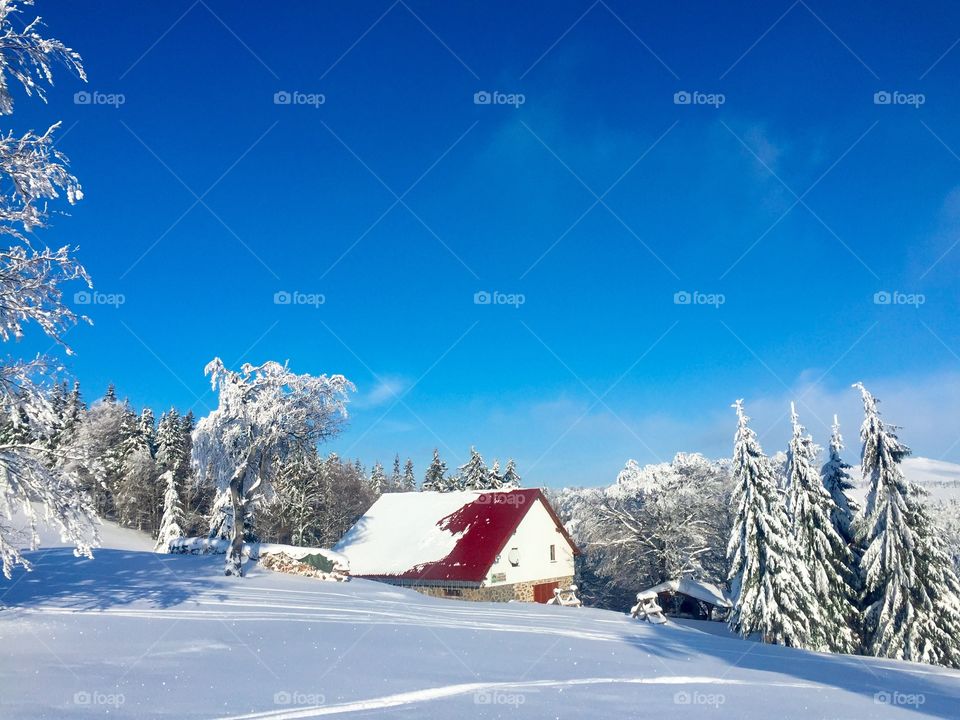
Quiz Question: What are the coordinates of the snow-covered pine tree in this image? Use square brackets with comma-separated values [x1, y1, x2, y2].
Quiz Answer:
[401, 458, 416, 492]
[854, 383, 960, 667]
[785, 403, 858, 653]
[501, 458, 521, 489]
[458, 447, 489, 490]
[369, 461, 387, 496]
[489, 459, 503, 489]
[820, 414, 859, 547]
[422, 449, 447, 491]
[154, 470, 184, 552]
[727, 400, 817, 648]
[390, 454, 402, 493]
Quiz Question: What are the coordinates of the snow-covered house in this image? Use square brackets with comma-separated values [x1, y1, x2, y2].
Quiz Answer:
[334, 489, 580, 602]
[638, 577, 732, 620]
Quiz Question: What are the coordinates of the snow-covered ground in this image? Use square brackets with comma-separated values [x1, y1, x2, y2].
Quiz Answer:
[1, 522, 959, 718]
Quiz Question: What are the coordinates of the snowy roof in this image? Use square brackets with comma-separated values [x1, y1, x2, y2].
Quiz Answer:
[641, 578, 733, 608]
[334, 489, 578, 583]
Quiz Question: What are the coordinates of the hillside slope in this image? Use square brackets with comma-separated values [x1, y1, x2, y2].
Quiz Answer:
[1, 530, 959, 719]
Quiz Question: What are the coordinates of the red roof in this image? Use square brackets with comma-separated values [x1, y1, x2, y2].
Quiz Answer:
[360, 489, 579, 584]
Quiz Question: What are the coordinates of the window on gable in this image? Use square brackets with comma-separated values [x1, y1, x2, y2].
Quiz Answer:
[549, 544, 556, 562]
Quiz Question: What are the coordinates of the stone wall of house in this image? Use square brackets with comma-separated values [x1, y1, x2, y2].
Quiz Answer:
[410, 575, 574, 603]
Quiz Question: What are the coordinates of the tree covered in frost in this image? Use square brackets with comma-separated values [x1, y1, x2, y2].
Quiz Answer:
[401, 458, 416, 492]
[854, 383, 960, 667]
[154, 470, 183, 552]
[422, 448, 447, 491]
[457, 447, 489, 490]
[820, 414, 859, 548]
[390, 454, 402, 492]
[488, 459, 503, 489]
[0, 1, 98, 578]
[192, 358, 353, 576]
[727, 400, 816, 647]
[369, 461, 387, 496]
[785, 403, 858, 653]
[556, 453, 732, 610]
[501, 458, 521, 489]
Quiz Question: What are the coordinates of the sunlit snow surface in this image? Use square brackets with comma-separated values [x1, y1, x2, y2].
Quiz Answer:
[0, 521, 959, 718]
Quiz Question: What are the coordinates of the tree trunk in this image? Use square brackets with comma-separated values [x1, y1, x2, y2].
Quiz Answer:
[225, 474, 244, 577]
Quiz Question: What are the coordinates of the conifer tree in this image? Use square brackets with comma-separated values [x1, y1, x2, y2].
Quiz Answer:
[501, 458, 521, 489]
[369, 461, 387, 496]
[422, 449, 447, 491]
[155, 470, 184, 552]
[401, 458, 416, 492]
[854, 383, 960, 667]
[489, 459, 503, 489]
[785, 403, 857, 653]
[458, 447, 489, 490]
[820, 415, 859, 547]
[390, 454, 402, 492]
[727, 400, 816, 647]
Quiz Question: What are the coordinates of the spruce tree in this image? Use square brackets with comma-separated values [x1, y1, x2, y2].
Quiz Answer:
[854, 383, 960, 667]
[369, 461, 387, 496]
[820, 414, 859, 547]
[501, 458, 521, 489]
[785, 403, 857, 653]
[489, 459, 503, 489]
[727, 400, 816, 647]
[457, 447, 489, 490]
[401, 458, 416, 492]
[155, 470, 184, 552]
[422, 449, 447, 491]
[390, 454, 402, 492]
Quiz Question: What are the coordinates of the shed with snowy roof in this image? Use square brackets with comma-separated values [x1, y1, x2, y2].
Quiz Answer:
[333, 489, 580, 603]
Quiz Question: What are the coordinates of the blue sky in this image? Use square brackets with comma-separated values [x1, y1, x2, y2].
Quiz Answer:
[13, 0, 960, 486]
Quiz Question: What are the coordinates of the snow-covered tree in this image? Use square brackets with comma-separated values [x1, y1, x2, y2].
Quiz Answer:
[154, 470, 183, 552]
[488, 459, 503, 489]
[457, 447, 488, 490]
[853, 383, 960, 667]
[727, 400, 816, 647]
[401, 458, 416, 492]
[785, 403, 857, 653]
[820, 414, 859, 547]
[369, 461, 387, 496]
[422, 448, 447, 491]
[390, 454, 402, 493]
[192, 358, 353, 576]
[501, 458, 521, 489]
[0, 2, 96, 578]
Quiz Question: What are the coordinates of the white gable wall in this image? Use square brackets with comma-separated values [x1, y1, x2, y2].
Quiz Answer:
[484, 498, 575, 587]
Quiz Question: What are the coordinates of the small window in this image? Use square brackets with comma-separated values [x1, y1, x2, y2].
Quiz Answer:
[549, 544, 556, 562]
[443, 588, 462, 597]
[508, 548, 520, 566]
